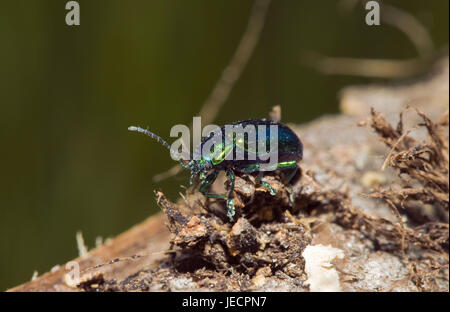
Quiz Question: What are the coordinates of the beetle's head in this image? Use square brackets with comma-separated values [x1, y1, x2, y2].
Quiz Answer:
[188, 158, 212, 185]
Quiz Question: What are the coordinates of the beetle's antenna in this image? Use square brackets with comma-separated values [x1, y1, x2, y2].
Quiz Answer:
[128, 126, 190, 168]
[128, 126, 172, 150]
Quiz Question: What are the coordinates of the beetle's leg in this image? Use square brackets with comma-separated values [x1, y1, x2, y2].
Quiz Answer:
[282, 165, 298, 185]
[225, 169, 236, 220]
[278, 164, 299, 205]
[240, 164, 277, 196]
[199, 171, 226, 199]
[239, 163, 259, 173]
[257, 171, 277, 196]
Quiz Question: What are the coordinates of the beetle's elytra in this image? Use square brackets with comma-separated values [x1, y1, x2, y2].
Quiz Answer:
[129, 119, 303, 220]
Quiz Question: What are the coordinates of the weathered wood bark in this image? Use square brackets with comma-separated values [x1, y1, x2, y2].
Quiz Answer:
[9, 214, 170, 291]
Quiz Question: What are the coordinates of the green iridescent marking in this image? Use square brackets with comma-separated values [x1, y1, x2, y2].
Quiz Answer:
[211, 143, 234, 165]
[276, 161, 297, 169]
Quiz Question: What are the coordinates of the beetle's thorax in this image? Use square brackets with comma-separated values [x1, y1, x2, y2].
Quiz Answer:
[188, 158, 213, 184]
[189, 158, 212, 171]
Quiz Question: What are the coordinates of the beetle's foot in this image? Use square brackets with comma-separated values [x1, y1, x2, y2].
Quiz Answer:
[286, 186, 295, 206]
[226, 198, 235, 220]
[261, 181, 277, 196]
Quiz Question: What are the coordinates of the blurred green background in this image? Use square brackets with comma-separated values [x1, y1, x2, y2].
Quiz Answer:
[0, 0, 448, 290]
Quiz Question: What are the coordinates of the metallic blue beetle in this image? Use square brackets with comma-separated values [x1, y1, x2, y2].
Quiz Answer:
[129, 119, 303, 220]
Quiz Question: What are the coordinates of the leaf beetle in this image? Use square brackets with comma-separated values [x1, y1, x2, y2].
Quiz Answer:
[129, 119, 303, 220]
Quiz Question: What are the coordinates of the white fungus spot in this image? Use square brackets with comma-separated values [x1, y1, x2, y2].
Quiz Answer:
[302, 244, 345, 292]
